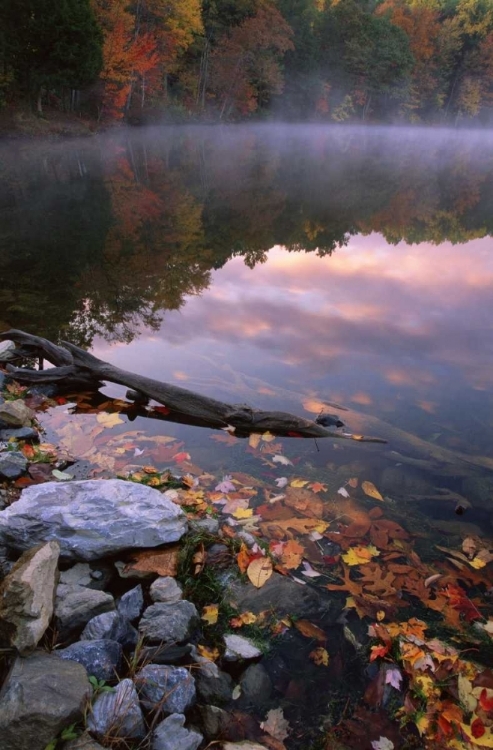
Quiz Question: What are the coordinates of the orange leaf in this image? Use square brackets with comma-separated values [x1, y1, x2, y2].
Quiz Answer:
[370, 644, 390, 662]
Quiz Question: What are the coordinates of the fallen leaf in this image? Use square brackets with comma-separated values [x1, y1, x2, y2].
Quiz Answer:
[371, 738, 394, 750]
[124, 545, 180, 577]
[51, 469, 74, 481]
[362, 481, 384, 501]
[308, 482, 327, 493]
[201, 604, 219, 625]
[275, 477, 288, 488]
[385, 667, 402, 690]
[280, 540, 304, 570]
[294, 619, 326, 642]
[309, 647, 329, 666]
[338, 487, 350, 498]
[247, 557, 273, 588]
[348, 478, 359, 488]
[260, 708, 290, 742]
[196, 644, 220, 661]
[230, 612, 258, 628]
[290, 478, 308, 488]
[342, 545, 380, 566]
[249, 433, 262, 449]
[96, 412, 124, 428]
[233, 507, 254, 519]
[273, 455, 293, 466]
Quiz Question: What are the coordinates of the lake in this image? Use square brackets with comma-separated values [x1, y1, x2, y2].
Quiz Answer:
[1, 124, 493, 747]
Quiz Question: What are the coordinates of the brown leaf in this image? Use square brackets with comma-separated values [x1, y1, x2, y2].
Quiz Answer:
[284, 487, 324, 519]
[294, 619, 326, 642]
[342, 520, 371, 538]
[260, 707, 290, 742]
[247, 557, 273, 588]
[124, 545, 180, 577]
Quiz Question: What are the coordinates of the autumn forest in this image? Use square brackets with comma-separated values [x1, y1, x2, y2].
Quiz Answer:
[2, 0, 493, 125]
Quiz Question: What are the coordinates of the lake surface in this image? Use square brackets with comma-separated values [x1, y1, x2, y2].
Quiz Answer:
[2, 125, 493, 746]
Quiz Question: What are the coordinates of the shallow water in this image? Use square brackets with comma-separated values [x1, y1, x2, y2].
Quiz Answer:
[1, 124, 493, 747]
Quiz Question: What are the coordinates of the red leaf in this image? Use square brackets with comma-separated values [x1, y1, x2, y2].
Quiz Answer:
[370, 644, 390, 662]
[153, 406, 170, 415]
[471, 718, 486, 738]
[479, 690, 493, 712]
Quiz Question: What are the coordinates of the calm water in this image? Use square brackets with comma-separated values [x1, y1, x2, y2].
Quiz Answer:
[2, 124, 493, 746]
[1, 125, 492, 505]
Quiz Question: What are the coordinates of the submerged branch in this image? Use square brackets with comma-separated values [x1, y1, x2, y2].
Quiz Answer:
[0, 329, 387, 442]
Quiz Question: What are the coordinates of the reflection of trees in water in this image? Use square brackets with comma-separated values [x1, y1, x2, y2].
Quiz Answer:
[1, 127, 493, 346]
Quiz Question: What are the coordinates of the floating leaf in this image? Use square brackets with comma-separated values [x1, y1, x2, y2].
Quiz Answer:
[342, 545, 380, 566]
[338, 486, 350, 498]
[247, 557, 273, 588]
[96, 412, 124, 428]
[249, 433, 262, 449]
[275, 477, 288, 488]
[362, 481, 384, 501]
[260, 707, 290, 742]
[371, 739, 394, 750]
[294, 619, 326, 642]
[290, 478, 308, 488]
[308, 482, 327, 493]
[273, 455, 293, 466]
[309, 647, 329, 666]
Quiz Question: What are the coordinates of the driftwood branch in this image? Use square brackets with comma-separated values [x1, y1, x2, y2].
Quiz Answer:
[0, 330, 387, 442]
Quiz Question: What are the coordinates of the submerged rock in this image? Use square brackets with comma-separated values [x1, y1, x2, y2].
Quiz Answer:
[135, 664, 196, 715]
[87, 678, 145, 741]
[152, 713, 203, 750]
[0, 541, 59, 654]
[0, 651, 91, 750]
[0, 479, 187, 560]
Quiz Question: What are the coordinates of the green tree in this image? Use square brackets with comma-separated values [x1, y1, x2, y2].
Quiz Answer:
[0, 0, 102, 112]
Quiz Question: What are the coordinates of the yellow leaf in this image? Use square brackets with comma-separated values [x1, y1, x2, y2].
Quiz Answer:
[202, 604, 219, 625]
[261, 431, 276, 442]
[459, 674, 478, 712]
[342, 545, 380, 566]
[376, 610, 385, 621]
[247, 557, 273, 588]
[96, 412, 124, 428]
[196, 644, 220, 661]
[416, 714, 430, 737]
[290, 478, 308, 488]
[230, 611, 258, 628]
[232, 507, 253, 519]
[461, 723, 493, 747]
[362, 481, 384, 501]
[249, 433, 262, 449]
[309, 647, 330, 666]
[470, 557, 487, 569]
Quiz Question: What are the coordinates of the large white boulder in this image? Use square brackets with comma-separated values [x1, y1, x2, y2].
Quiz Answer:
[0, 479, 187, 561]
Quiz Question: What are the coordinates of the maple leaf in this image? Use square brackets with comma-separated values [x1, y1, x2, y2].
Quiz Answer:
[290, 478, 308, 488]
[233, 507, 254, 519]
[342, 545, 380, 566]
[201, 604, 219, 625]
[261, 707, 290, 742]
[308, 482, 327, 493]
[173, 451, 191, 463]
[309, 647, 329, 666]
[215, 475, 236, 493]
[273, 455, 293, 466]
[385, 667, 402, 690]
[196, 644, 220, 662]
[96, 412, 124, 428]
[280, 540, 304, 570]
[370, 644, 390, 662]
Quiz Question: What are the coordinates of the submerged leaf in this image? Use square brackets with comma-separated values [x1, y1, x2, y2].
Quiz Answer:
[362, 481, 384, 501]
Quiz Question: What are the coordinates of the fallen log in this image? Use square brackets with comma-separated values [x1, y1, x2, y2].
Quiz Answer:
[0, 329, 386, 442]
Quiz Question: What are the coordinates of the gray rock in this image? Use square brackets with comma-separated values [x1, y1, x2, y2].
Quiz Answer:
[0, 451, 28, 479]
[198, 705, 234, 739]
[150, 576, 183, 603]
[60, 563, 92, 587]
[228, 571, 342, 622]
[55, 583, 115, 639]
[189, 517, 220, 535]
[118, 584, 144, 621]
[0, 541, 60, 654]
[81, 611, 138, 648]
[139, 642, 193, 665]
[0, 340, 16, 362]
[0, 479, 187, 561]
[238, 664, 272, 708]
[152, 714, 203, 750]
[88, 678, 145, 741]
[195, 660, 233, 705]
[0, 400, 35, 427]
[135, 665, 196, 715]
[139, 601, 199, 644]
[0, 427, 39, 442]
[63, 731, 106, 750]
[223, 635, 262, 662]
[0, 651, 92, 750]
[55, 639, 122, 682]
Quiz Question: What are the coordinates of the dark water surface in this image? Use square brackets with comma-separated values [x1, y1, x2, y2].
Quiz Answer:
[1, 125, 493, 745]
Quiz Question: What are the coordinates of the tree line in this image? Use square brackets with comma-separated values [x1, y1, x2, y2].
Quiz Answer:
[1, 0, 493, 124]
